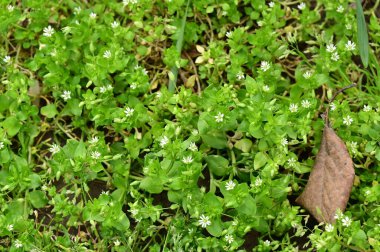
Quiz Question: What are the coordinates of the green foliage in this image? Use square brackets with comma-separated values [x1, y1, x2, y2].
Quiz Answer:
[0, 0, 379, 251]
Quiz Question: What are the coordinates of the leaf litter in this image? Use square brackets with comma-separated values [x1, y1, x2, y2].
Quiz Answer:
[296, 85, 356, 223]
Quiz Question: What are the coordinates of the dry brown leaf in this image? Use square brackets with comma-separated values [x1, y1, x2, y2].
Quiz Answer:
[296, 125, 355, 223]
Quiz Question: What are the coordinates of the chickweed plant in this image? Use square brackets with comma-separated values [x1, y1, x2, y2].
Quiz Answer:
[0, 0, 379, 251]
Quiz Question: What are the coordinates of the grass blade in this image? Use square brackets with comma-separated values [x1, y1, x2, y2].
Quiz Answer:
[355, 0, 369, 68]
[168, 0, 190, 92]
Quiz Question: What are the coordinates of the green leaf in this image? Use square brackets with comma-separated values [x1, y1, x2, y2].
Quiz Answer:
[352, 229, 368, 248]
[252, 218, 269, 233]
[201, 131, 227, 149]
[28, 190, 48, 208]
[249, 124, 264, 138]
[64, 99, 82, 116]
[41, 104, 58, 118]
[140, 176, 164, 194]
[356, 0, 369, 67]
[206, 217, 223, 237]
[2, 116, 22, 137]
[205, 155, 229, 176]
[0, 149, 11, 164]
[28, 174, 42, 189]
[234, 138, 252, 153]
[74, 141, 86, 159]
[236, 195, 256, 216]
[254, 152, 268, 170]
[0, 94, 12, 112]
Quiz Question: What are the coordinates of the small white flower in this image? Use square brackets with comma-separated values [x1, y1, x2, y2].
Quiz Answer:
[346, 23, 352, 30]
[268, 2, 274, 8]
[330, 103, 336, 111]
[350, 141, 357, 148]
[287, 157, 297, 167]
[49, 144, 60, 155]
[107, 85, 113, 90]
[43, 25, 55, 37]
[365, 189, 371, 196]
[7, 224, 13, 231]
[91, 151, 101, 159]
[254, 177, 263, 187]
[260, 61, 270, 72]
[101, 190, 109, 195]
[14, 240, 22, 248]
[225, 234, 234, 244]
[232, 220, 238, 226]
[188, 142, 198, 152]
[345, 40, 356, 51]
[182, 156, 193, 164]
[61, 90, 71, 101]
[343, 115, 353, 126]
[226, 31, 233, 38]
[89, 136, 99, 144]
[289, 103, 298, 113]
[114, 240, 121, 246]
[325, 223, 334, 232]
[281, 138, 288, 146]
[236, 71, 245, 80]
[337, 5, 344, 13]
[297, 2, 306, 10]
[100, 86, 107, 93]
[363, 105, 372, 112]
[159, 136, 169, 148]
[326, 43, 336, 53]
[130, 209, 139, 216]
[124, 107, 134, 117]
[156, 92, 162, 98]
[341, 216, 352, 227]
[264, 240, 271, 246]
[303, 71, 312, 79]
[301, 99, 311, 108]
[130, 83, 137, 89]
[0, 142, 4, 150]
[61, 26, 71, 35]
[50, 48, 57, 57]
[3, 56, 11, 64]
[111, 21, 120, 28]
[334, 210, 343, 220]
[331, 52, 340, 61]
[7, 5, 15, 12]
[257, 21, 264, 27]
[225, 181, 236, 191]
[198, 214, 211, 228]
[41, 185, 48, 191]
[123, 0, 138, 6]
[263, 85, 270, 92]
[103, 50, 111, 59]
[349, 141, 358, 154]
[215, 112, 224, 123]
[142, 68, 148, 75]
[74, 7, 81, 14]
[90, 12, 97, 19]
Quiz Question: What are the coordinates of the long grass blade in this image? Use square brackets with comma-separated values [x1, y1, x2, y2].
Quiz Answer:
[168, 0, 190, 92]
[356, 0, 369, 68]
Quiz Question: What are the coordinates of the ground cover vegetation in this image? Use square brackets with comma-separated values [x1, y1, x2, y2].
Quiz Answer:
[0, 0, 380, 251]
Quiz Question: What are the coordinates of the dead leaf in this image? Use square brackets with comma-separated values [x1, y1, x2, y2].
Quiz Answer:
[296, 125, 355, 223]
[185, 75, 196, 88]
